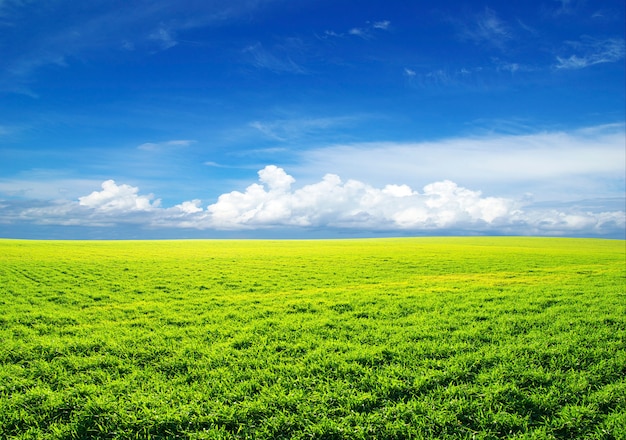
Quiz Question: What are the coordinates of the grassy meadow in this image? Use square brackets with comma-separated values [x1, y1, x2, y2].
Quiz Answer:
[0, 237, 624, 439]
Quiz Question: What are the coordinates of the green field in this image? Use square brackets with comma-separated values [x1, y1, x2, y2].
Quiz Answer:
[0, 237, 624, 439]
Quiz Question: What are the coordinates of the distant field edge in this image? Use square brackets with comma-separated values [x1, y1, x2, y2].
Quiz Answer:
[0, 236, 624, 243]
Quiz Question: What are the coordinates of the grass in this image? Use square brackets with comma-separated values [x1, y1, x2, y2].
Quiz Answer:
[0, 237, 624, 439]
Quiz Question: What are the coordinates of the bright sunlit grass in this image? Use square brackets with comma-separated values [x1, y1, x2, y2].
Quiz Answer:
[0, 237, 624, 439]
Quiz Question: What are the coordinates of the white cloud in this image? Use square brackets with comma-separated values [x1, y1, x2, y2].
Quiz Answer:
[294, 123, 626, 202]
[249, 121, 285, 141]
[1, 1, 282, 93]
[406, 65, 507, 89]
[258, 164, 295, 192]
[348, 28, 366, 38]
[138, 139, 195, 151]
[322, 30, 342, 38]
[149, 27, 178, 50]
[460, 8, 512, 49]
[0, 176, 104, 200]
[328, 20, 391, 40]
[496, 61, 519, 73]
[372, 20, 390, 30]
[243, 42, 307, 74]
[78, 180, 160, 212]
[550, 0, 584, 16]
[173, 199, 203, 214]
[204, 167, 517, 230]
[176, 166, 624, 236]
[249, 115, 359, 141]
[203, 161, 233, 168]
[4, 124, 624, 237]
[555, 37, 625, 69]
[6, 164, 625, 237]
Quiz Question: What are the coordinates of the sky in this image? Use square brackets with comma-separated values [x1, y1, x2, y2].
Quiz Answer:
[1, 0, 624, 239]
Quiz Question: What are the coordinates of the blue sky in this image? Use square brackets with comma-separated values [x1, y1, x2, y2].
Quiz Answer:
[1, 0, 624, 239]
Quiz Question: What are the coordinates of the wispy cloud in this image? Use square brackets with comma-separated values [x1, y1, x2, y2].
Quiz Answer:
[0, 1, 283, 94]
[492, 58, 535, 73]
[0, 176, 105, 200]
[549, 0, 583, 16]
[348, 28, 367, 38]
[403, 58, 535, 90]
[243, 42, 307, 74]
[555, 0, 573, 13]
[249, 115, 361, 141]
[404, 66, 487, 89]
[555, 37, 625, 69]
[203, 161, 233, 168]
[137, 139, 196, 151]
[459, 8, 512, 49]
[324, 20, 391, 40]
[148, 27, 178, 50]
[295, 123, 625, 202]
[372, 20, 390, 30]
[0, 0, 30, 24]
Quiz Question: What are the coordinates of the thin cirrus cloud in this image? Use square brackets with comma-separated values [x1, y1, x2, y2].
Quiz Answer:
[137, 139, 196, 151]
[0, 1, 282, 93]
[349, 20, 391, 38]
[294, 123, 625, 202]
[323, 20, 390, 40]
[458, 8, 512, 49]
[148, 27, 178, 50]
[555, 37, 626, 69]
[249, 116, 361, 142]
[243, 42, 307, 74]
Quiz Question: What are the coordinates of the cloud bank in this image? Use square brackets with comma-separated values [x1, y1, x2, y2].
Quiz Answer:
[8, 165, 624, 238]
[205, 166, 514, 230]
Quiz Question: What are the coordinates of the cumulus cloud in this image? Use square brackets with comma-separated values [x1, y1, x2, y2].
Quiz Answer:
[3, 124, 624, 237]
[205, 168, 623, 235]
[174, 199, 203, 214]
[204, 167, 519, 230]
[10, 165, 622, 237]
[78, 180, 160, 212]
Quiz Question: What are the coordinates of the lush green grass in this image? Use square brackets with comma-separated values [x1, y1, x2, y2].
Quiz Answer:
[0, 237, 624, 439]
